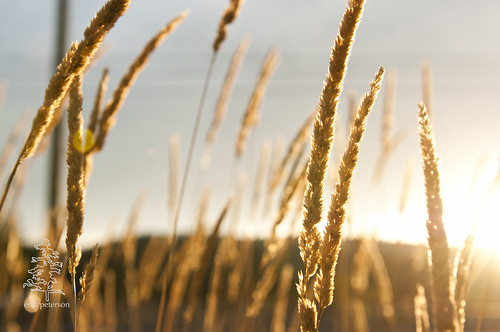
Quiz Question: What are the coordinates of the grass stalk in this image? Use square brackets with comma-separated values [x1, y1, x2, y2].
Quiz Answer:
[0, 0, 131, 215]
[236, 48, 280, 158]
[65, 75, 86, 332]
[172, 0, 243, 250]
[298, 1, 367, 329]
[206, 37, 250, 148]
[77, 244, 99, 325]
[94, 10, 189, 152]
[418, 102, 458, 332]
[171, 51, 216, 256]
[269, 110, 315, 192]
[314, 66, 384, 320]
[213, 0, 244, 52]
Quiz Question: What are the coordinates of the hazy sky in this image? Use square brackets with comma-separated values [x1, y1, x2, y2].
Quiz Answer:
[1, 0, 500, 248]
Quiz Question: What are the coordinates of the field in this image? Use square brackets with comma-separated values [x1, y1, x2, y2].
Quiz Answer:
[1, 0, 500, 331]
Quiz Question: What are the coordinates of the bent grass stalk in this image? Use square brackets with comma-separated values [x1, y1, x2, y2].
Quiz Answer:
[94, 10, 189, 152]
[88, 67, 109, 135]
[0, 42, 76, 214]
[0, 0, 131, 215]
[84, 67, 109, 186]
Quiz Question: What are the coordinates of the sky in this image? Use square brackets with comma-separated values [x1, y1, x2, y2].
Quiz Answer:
[1, 0, 500, 249]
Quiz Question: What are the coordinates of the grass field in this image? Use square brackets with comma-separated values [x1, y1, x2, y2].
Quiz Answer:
[1, 0, 499, 331]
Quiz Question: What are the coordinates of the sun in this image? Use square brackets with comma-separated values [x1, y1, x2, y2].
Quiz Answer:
[470, 188, 500, 252]
[443, 161, 500, 252]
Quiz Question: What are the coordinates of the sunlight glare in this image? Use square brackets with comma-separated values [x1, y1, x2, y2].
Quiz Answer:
[444, 159, 500, 251]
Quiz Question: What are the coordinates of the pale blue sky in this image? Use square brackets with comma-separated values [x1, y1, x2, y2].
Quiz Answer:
[1, 0, 500, 248]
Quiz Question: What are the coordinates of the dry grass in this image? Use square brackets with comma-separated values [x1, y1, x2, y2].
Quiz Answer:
[418, 102, 459, 332]
[236, 48, 281, 158]
[207, 37, 250, 148]
[270, 110, 315, 193]
[213, 0, 244, 52]
[0, 0, 131, 214]
[0, 0, 493, 332]
[93, 10, 189, 153]
[65, 75, 86, 277]
[298, 1, 367, 329]
[315, 66, 384, 321]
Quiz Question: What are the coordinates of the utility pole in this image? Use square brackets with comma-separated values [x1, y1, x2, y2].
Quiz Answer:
[48, 0, 69, 230]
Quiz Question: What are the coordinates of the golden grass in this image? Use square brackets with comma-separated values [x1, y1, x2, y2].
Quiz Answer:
[94, 10, 189, 152]
[269, 110, 315, 192]
[0, 0, 131, 214]
[213, 0, 244, 52]
[88, 68, 109, 136]
[207, 37, 250, 147]
[298, 1, 367, 329]
[65, 75, 85, 277]
[315, 66, 384, 318]
[64, 74, 87, 332]
[77, 244, 99, 305]
[171, 0, 245, 253]
[418, 102, 459, 332]
[0, 0, 493, 331]
[236, 47, 280, 158]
